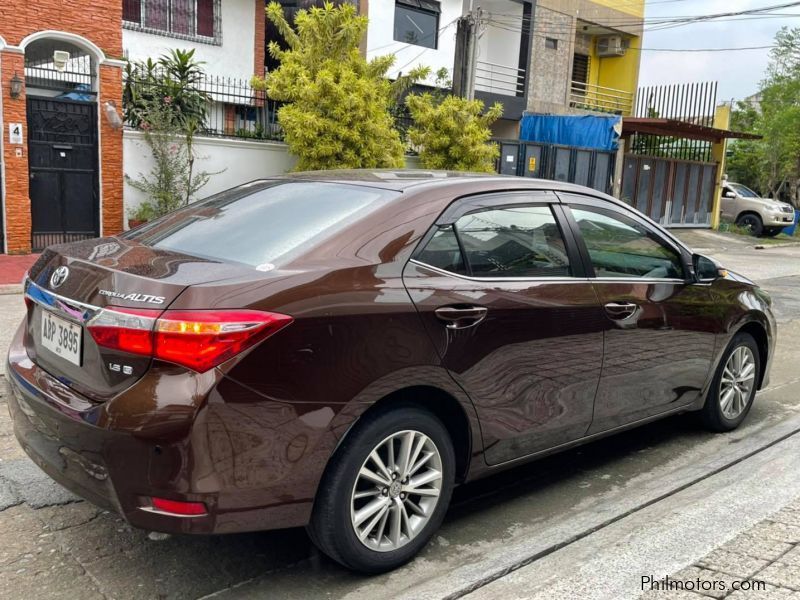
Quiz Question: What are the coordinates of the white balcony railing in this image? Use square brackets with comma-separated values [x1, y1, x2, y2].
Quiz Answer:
[569, 81, 634, 116]
[475, 60, 526, 97]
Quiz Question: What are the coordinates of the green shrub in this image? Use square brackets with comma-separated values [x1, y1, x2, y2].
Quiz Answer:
[405, 70, 502, 172]
[252, 2, 426, 171]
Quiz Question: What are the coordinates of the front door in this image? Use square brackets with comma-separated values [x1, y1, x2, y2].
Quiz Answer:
[560, 195, 717, 433]
[403, 192, 606, 465]
[27, 97, 99, 251]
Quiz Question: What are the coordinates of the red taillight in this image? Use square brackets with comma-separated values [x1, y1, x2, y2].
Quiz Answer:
[87, 308, 161, 355]
[88, 308, 292, 373]
[150, 497, 207, 516]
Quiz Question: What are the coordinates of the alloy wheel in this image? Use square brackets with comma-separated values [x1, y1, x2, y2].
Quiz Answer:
[719, 346, 756, 419]
[350, 430, 443, 552]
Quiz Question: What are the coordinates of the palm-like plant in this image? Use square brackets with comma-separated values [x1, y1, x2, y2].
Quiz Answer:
[123, 49, 210, 131]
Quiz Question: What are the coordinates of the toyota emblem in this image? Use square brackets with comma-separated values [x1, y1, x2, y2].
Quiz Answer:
[50, 266, 69, 289]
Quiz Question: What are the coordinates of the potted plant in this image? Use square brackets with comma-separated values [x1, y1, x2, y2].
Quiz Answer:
[127, 202, 158, 229]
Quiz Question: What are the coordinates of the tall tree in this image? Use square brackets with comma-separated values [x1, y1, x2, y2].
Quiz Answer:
[728, 27, 800, 207]
[252, 2, 426, 171]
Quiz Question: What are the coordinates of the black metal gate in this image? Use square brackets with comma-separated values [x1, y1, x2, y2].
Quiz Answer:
[27, 97, 99, 251]
[620, 154, 717, 227]
[497, 141, 616, 195]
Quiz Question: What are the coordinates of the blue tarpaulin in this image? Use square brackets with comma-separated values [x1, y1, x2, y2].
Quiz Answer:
[520, 113, 621, 151]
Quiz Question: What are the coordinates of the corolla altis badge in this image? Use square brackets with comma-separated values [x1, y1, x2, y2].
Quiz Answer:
[99, 290, 166, 305]
[50, 266, 69, 289]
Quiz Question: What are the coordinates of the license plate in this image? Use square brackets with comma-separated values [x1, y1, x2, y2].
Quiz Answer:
[40, 310, 82, 366]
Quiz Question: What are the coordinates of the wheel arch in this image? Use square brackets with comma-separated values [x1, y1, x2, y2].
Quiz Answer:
[735, 320, 770, 390]
[735, 210, 763, 225]
[329, 383, 478, 485]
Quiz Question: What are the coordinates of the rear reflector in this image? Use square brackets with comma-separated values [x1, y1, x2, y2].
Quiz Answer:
[87, 308, 292, 373]
[150, 497, 207, 516]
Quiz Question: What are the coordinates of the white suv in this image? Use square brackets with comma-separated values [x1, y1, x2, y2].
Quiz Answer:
[721, 182, 796, 237]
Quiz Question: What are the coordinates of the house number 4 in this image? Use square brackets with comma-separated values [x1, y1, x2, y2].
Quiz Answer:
[8, 123, 23, 145]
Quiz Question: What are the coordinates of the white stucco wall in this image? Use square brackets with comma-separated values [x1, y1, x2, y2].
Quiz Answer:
[366, 0, 463, 84]
[123, 130, 297, 220]
[123, 131, 424, 224]
[122, 0, 257, 81]
[478, 0, 522, 68]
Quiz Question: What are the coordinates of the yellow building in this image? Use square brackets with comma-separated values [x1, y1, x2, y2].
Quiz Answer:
[526, 0, 645, 117]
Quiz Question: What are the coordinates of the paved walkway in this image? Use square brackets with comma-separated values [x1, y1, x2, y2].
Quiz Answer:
[641, 499, 800, 599]
[0, 254, 38, 286]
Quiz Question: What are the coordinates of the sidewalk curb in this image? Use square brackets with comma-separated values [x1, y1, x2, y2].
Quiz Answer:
[399, 412, 800, 600]
[754, 241, 800, 250]
[0, 284, 22, 295]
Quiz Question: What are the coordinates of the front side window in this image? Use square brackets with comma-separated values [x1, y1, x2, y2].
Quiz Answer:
[124, 0, 217, 40]
[570, 207, 684, 279]
[728, 183, 759, 198]
[394, 0, 440, 48]
[453, 206, 571, 277]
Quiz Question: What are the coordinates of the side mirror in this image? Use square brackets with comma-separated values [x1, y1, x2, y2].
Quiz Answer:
[693, 253, 727, 281]
[724, 191, 736, 198]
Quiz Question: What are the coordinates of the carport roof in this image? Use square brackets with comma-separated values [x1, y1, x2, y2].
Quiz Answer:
[621, 118, 762, 143]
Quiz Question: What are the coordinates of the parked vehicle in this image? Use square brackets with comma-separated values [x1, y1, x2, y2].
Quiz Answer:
[721, 181, 795, 237]
[6, 171, 775, 573]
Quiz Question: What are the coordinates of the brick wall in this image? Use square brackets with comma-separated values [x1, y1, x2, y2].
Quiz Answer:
[99, 65, 124, 238]
[0, 1, 122, 57]
[254, 0, 265, 79]
[0, 0, 123, 253]
[1, 51, 32, 254]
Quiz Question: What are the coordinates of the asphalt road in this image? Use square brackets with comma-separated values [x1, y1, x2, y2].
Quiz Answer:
[1, 230, 799, 600]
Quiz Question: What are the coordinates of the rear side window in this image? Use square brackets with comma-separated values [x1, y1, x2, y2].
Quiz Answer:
[416, 205, 571, 278]
[415, 226, 467, 275]
[455, 206, 570, 277]
[124, 181, 398, 268]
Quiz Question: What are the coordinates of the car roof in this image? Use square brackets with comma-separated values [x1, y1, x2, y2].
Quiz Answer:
[250, 170, 690, 253]
[264, 169, 613, 196]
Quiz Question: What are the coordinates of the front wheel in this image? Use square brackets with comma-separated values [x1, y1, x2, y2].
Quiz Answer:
[736, 213, 763, 236]
[762, 227, 783, 238]
[308, 406, 455, 573]
[701, 332, 760, 432]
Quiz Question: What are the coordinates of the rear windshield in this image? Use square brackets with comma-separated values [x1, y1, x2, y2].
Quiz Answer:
[123, 180, 398, 269]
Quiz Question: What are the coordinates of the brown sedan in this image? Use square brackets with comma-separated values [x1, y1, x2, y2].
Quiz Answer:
[6, 171, 775, 573]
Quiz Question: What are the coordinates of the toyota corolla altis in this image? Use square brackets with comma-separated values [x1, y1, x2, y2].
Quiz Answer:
[6, 171, 775, 573]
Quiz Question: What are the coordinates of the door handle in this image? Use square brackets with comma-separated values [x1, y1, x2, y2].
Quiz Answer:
[434, 306, 488, 329]
[604, 301, 639, 320]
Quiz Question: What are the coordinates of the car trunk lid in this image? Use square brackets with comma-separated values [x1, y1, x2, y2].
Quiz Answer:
[24, 237, 257, 402]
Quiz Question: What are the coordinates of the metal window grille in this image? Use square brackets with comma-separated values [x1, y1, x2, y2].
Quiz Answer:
[124, 68, 284, 142]
[123, 0, 222, 45]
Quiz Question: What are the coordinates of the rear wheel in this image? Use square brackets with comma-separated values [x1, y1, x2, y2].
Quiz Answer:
[736, 213, 763, 236]
[701, 332, 760, 432]
[308, 406, 455, 573]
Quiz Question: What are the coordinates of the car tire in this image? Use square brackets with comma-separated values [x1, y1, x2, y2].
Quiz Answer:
[307, 405, 455, 573]
[762, 227, 783, 237]
[736, 213, 763, 236]
[700, 332, 760, 432]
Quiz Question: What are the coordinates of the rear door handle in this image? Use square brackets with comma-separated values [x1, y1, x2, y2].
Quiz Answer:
[604, 301, 639, 320]
[434, 306, 488, 329]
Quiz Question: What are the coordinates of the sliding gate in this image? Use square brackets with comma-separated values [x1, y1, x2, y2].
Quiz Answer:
[620, 155, 717, 227]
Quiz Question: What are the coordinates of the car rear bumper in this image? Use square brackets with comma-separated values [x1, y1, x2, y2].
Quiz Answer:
[5, 324, 321, 535]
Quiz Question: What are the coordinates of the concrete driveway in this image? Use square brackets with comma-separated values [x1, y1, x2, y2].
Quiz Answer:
[2, 230, 800, 600]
